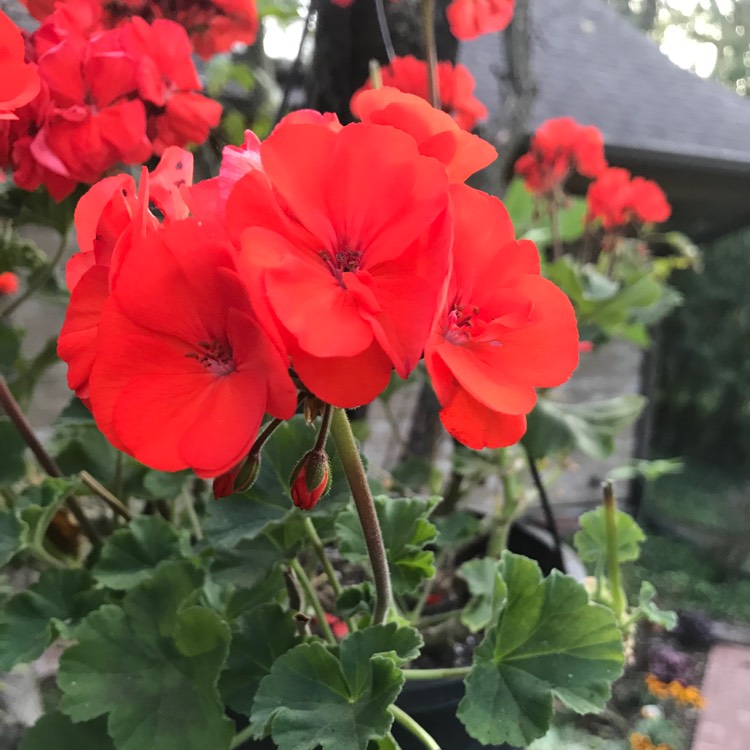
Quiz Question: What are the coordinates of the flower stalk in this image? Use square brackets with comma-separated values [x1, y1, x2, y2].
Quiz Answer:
[602, 480, 626, 621]
[421, 0, 440, 109]
[330, 407, 392, 625]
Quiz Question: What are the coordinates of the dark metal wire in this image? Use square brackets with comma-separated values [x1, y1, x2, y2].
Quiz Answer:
[523, 443, 566, 573]
[273, 1, 315, 127]
[374, 0, 396, 62]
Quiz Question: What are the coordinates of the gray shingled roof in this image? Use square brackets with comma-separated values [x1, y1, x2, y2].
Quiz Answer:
[460, 0, 750, 174]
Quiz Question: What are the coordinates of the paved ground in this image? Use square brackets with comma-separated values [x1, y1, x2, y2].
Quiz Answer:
[692, 644, 750, 750]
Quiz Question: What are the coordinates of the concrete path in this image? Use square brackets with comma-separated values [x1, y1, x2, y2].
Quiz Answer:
[692, 644, 750, 750]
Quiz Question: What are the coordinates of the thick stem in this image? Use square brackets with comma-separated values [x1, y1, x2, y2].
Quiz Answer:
[421, 0, 440, 109]
[0, 376, 101, 545]
[402, 666, 471, 680]
[330, 407, 392, 624]
[389, 704, 441, 750]
[602, 481, 625, 620]
[291, 558, 336, 644]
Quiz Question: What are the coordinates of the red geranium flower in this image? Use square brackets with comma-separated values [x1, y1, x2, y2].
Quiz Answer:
[447, 0, 514, 41]
[587, 167, 671, 229]
[58, 149, 192, 402]
[20, 0, 259, 58]
[425, 185, 579, 449]
[87, 219, 297, 475]
[515, 117, 607, 195]
[353, 55, 488, 131]
[0, 11, 41, 120]
[351, 86, 496, 183]
[227, 118, 453, 408]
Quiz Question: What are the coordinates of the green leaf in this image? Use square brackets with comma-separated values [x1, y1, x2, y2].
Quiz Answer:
[18, 477, 77, 553]
[574, 506, 646, 567]
[251, 639, 404, 750]
[203, 416, 352, 550]
[93, 516, 185, 590]
[0, 417, 27, 484]
[20, 712, 115, 750]
[219, 603, 301, 716]
[337, 582, 376, 621]
[58, 561, 234, 750]
[458, 558, 506, 633]
[434, 511, 481, 550]
[336, 496, 437, 595]
[0, 569, 106, 671]
[524, 395, 646, 460]
[0, 324, 23, 375]
[457, 552, 625, 747]
[634, 582, 677, 630]
[0, 509, 26, 566]
[502, 178, 535, 235]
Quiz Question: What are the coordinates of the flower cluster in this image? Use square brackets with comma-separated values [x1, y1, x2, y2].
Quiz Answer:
[352, 56, 488, 131]
[587, 167, 672, 230]
[645, 674, 706, 709]
[20, 0, 258, 59]
[447, 0, 515, 41]
[0, 271, 19, 295]
[515, 116, 607, 196]
[0, 10, 41, 119]
[58, 88, 579, 482]
[0, 0, 221, 200]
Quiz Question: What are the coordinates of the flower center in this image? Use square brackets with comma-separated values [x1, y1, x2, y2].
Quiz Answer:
[320, 244, 362, 284]
[444, 304, 479, 345]
[187, 339, 236, 376]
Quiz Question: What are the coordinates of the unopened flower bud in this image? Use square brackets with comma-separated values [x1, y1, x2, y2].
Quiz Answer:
[290, 449, 331, 510]
[212, 452, 261, 499]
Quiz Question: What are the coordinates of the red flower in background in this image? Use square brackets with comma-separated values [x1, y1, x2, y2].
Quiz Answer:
[447, 0, 514, 41]
[58, 148, 193, 403]
[0, 271, 19, 295]
[351, 86, 496, 183]
[0, 11, 41, 119]
[87, 219, 297, 475]
[425, 185, 579, 449]
[354, 55, 488, 131]
[515, 116, 607, 195]
[587, 167, 671, 229]
[1, 0, 220, 200]
[20, 0, 258, 58]
[227, 117, 453, 408]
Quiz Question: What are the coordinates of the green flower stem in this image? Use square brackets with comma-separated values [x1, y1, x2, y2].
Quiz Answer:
[229, 724, 255, 750]
[402, 667, 471, 681]
[79, 470, 132, 522]
[602, 481, 625, 621]
[0, 375, 101, 546]
[416, 608, 462, 629]
[290, 558, 336, 644]
[313, 403, 333, 452]
[420, 0, 440, 109]
[1, 229, 67, 319]
[251, 417, 284, 455]
[330, 407, 392, 625]
[389, 704, 441, 750]
[487, 447, 520, 557]
[303, 516, 341, 597]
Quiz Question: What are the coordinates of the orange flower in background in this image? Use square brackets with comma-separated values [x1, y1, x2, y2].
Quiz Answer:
[0, 271, 19, 295]
[629, 733, 672, 750]
[515, 116, 607, 195]
[227, 118, 453, 408]
[351, 86, 496, 183]
[644, 674, 705, 709]
[353, 55, 488, 131]
[87, 219, 297, 476]
[425, 184, 579, 449]
[587, 167, 671, 229]
[0, 11, 40, 120]
[447, 0, 514, 41]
